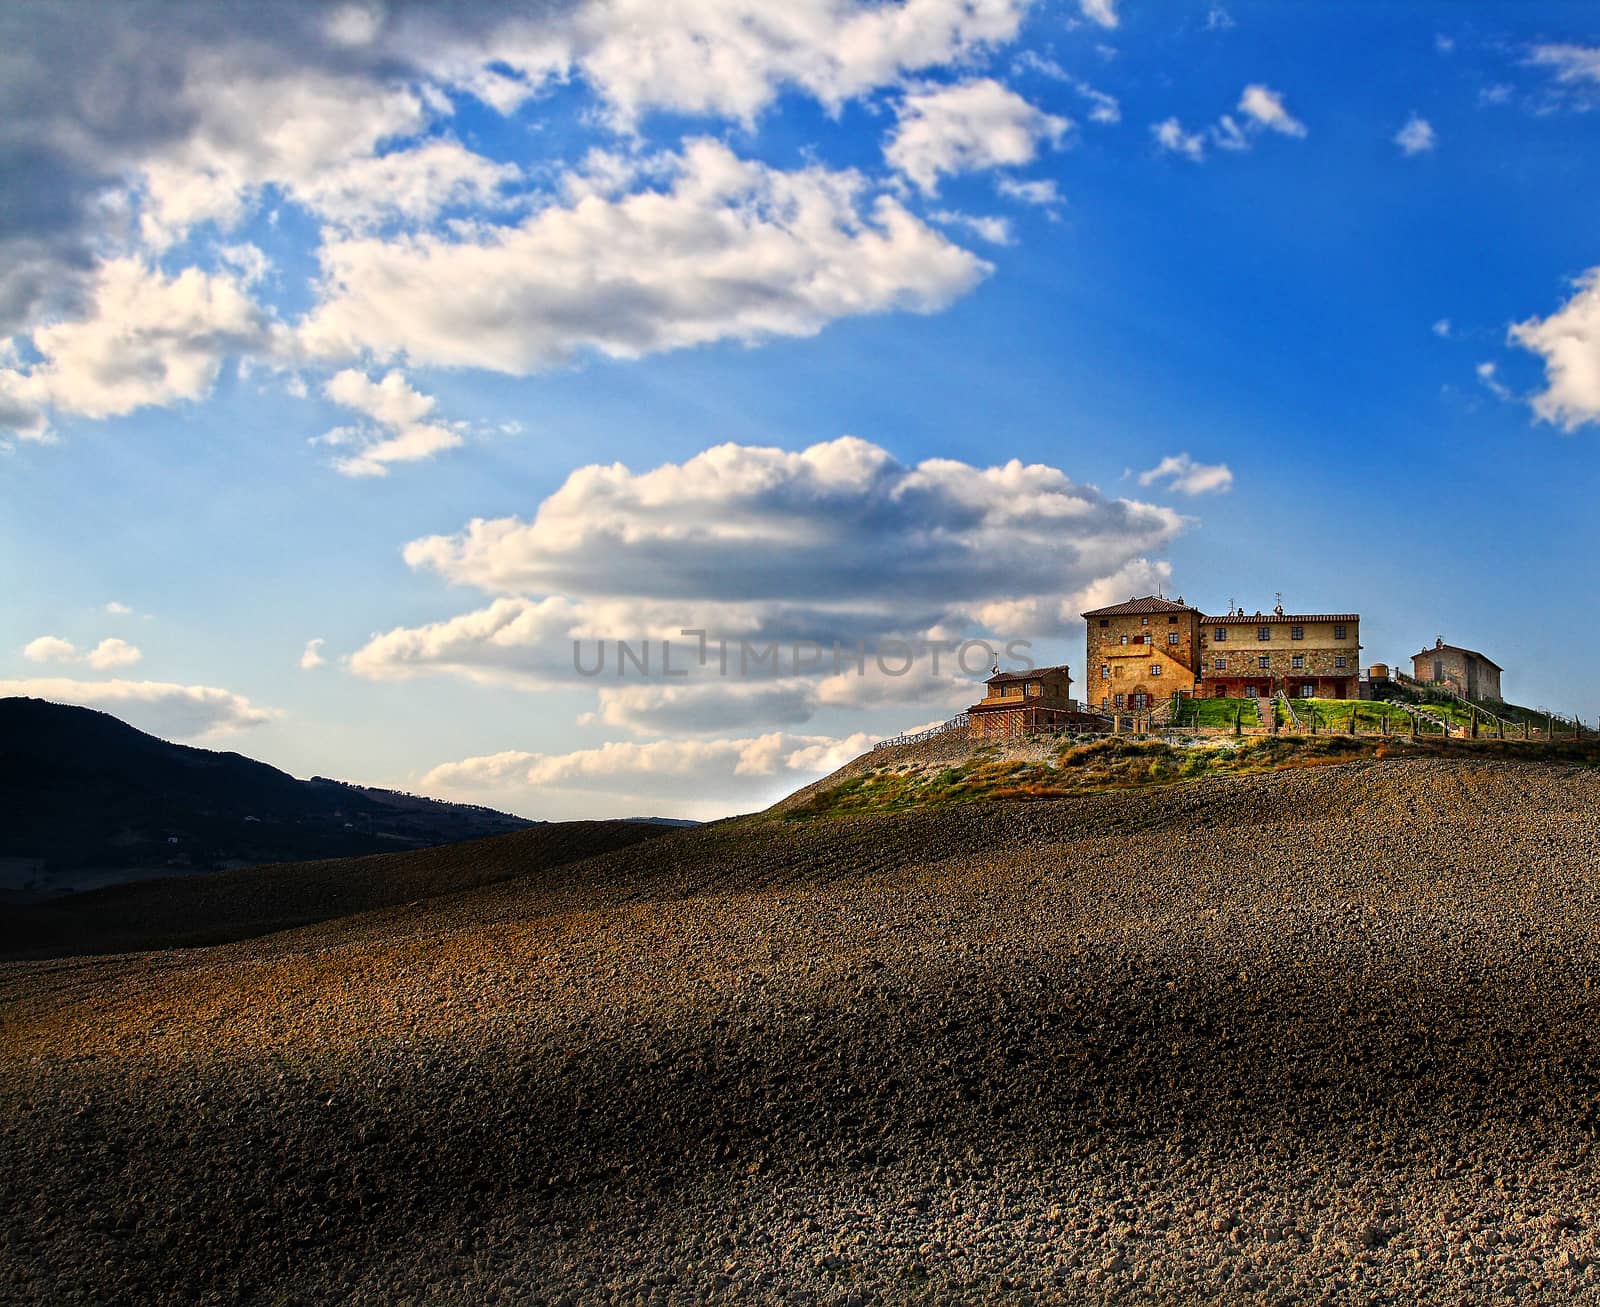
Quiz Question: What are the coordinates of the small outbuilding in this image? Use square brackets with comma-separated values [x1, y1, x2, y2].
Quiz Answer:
[1411, 638, 1503, 702]
[968, 663, 1080, 739]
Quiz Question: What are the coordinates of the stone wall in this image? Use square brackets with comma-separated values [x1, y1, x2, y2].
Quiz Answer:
[1087, 610, 1203, 708]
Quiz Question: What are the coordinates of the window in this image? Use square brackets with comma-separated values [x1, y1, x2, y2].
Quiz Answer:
[1215, 657, 1225, 671]
[1099, 618, 1110, 628]
[1114, 693, 1125, 707]
[1168, 632, 1180, 645]
[1300, 684, 1315, 698]
[1292, 654, 1304, 669]
[1168, 615, 1179, 624]
[1258, 626, 1272, 641]
[1214, 627, 1227, 641]
[1101, 665, 1110, 679]
[1140, 616, 1149, 626]
[1335, 656, 1347, 669]
[1245, 686, 1259, 698]
[1151, 663, 1163, 676]
[1291, 625, 1304, 640]
[1334, 625, 1346, 640]
[1258, 655, 1271, 669]
[1120, 634, 1128, 645]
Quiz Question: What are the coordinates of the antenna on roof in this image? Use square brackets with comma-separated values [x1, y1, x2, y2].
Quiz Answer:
[1274, 591, 1285, 617]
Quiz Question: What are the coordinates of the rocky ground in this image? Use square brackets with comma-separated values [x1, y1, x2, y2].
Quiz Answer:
[6, 757, 1600, 1303]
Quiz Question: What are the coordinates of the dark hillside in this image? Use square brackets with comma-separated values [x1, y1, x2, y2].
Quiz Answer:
[0, 697, 534, 889]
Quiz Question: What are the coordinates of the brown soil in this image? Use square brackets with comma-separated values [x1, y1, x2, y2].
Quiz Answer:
[5, 758, 1600, 1303]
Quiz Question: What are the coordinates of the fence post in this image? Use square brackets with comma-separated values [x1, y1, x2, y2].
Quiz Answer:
[1470, 706, 1479, 740]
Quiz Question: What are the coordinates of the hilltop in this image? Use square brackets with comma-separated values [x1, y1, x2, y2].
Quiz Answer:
[0, 697, 534, 897]
[6, 754, 1600, 1301]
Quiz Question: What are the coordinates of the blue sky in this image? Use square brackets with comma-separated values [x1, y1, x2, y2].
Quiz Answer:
[4, 0, 1600, 818]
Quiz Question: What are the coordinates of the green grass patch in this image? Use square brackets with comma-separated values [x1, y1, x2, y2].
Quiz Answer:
[784, 734, 1600, 820]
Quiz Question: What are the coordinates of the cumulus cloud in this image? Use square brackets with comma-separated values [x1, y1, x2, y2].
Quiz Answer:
[85, 638, 143, 670]
[291, 139, 522, 233]
[315, 368, 463, 476]
[885, 79, 1069, 195]
[1395, 115, 1436, 155]
[1432, 318, 1452, 338]
[350, 435, 1187, 724]
[22, 636, 77, 665]
[1152, 118, 1207, 162]
[995, 177, 1062, 209]
[442, 0, 1035, 125]
[300, 140, 989, 373]
[1137, 453, 1233, 496]
[299, 638, 326, 669]
[401, 436, 1184, 608]
[929, 211, 1015, 245]
[0, 259, 275, 432]
[0, 677, 276, 739]
[1526, 44, 1600, 87]
[1237, 84, 1306, 137]
[104, 601, 133, 616]
[1510, 269, 1600, 429]
[22, 635, 142, 668]
[1076, 0, 1118, 30]
[418, 729, 878, 819]
[1153, 85, 1306, 163]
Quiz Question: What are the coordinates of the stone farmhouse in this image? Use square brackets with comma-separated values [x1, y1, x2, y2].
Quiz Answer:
[1082, 595, 1361, 710]
[1412, 638, 1503, 702]
[967, 663, 1080, 739]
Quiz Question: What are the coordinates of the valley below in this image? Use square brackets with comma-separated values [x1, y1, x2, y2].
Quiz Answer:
[6, 754, 1600, 1303]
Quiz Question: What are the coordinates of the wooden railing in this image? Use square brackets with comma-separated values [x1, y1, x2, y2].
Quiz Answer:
[872, 712, 970, 749]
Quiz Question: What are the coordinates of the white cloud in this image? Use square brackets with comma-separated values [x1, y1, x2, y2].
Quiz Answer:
[1434, 34, 1455, 55]
[1009, 55, 1119, 123]
[1137, 453, 1233, 496]
[1152, 117, 1206, 162]
[0, 258, 274, 429]
[1526, 44, 1600, 87]
[1475, 361, 1511, 402]
[23, 634, 143, 669]
[1206, 6, 1236, 31]
[105, 601, 133, 616]
[1395, 115, 1436, 155]
[1510, 269, 1600, 429]
[1077, 0, 1118, 30]
[1237, 84, 1306, 138]
[300, 139, 988, 374]
[22, 636, 77, 664]
[401, 436, 1184, 607]
[291, 139, 522, 232]
[1432, 318, 1452, 338]
[85, 638, 142, 670]
[316, 368, 463, 476]
[885, 78, 1069, 195]
[442, 0, 1036, 126]
[300, 637, 327, 670]
[418, 729, 878, 819]
[995, 176, 1062, 208]
[1153, 85, 1306, 163]
[930, 211, 1015, 244]
[351, 436, 1188, 715]
[134, 63, 432, 247]
[0, 677, 276, 739]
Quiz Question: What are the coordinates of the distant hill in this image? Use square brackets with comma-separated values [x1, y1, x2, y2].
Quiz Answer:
[0, 697, 535, 894]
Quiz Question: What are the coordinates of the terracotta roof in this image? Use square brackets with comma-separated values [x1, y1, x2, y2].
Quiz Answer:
[984, 662, 1072, 684]
[1080, 595, 1197, 618]
[1412, 642, 1501, 671]
[1203, 613, 1359, 625]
